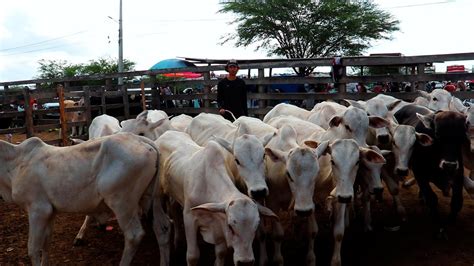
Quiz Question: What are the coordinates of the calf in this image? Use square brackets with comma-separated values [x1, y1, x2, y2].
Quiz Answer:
[0, 133, 170, 265]
[395, 104, 468, 237]
[64, 99, 85, 136]
[156, 131, 276, 265]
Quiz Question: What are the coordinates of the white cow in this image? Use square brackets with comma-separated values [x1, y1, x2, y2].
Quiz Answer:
[170, 114, 193, 132]
[88, 114, 121, 139]
[267, 115, 325, 144]
[263, 103, 311, 123]
[120, 110, 173, 140]
[234, 116, 278, 138]
[155, 131, 277, 265]
[186, 113, 273, 200]
[261, 124, 329, 265]
[0, 133, 170, 266]
[308, 101, 348, 129]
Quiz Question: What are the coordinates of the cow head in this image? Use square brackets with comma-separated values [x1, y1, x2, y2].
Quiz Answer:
[191, 198, 277, 265]
[265, 140, 329, 217]
[214, 134, 269, 201]
[120, 116, 167, 140]
[461, 103, 474, 152]
[417, 111, 468, 174]
[389, 123, 433, 177]
[419, 89, 452, 111]
[358, 145, 387, 199]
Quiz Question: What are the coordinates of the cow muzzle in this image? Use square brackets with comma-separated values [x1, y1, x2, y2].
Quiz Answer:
[250, 188, 268, 201]
[295, 208, 313, 217]
[440, 160, 459, 172]
[337, 195, 352, 203]
[396, 168, 409, 177]
[236, 261, 254, 266]
[377, 134, 390, 145]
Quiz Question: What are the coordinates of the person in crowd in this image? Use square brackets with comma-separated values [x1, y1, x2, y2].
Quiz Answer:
[444, 81, 456, 92]
[217, 59, 248, 121]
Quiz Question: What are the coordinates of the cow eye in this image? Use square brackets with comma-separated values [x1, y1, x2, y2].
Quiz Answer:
[355, 161, 360, 166]
[286, 171, 294, 182]
[331, 159, 335, 166]
[138, 133, 145, 136]
[228, 224, 235, 235]
[344, 125, 351, 132]
[235, 159, 240, 165]
[433, 97, 438, 101]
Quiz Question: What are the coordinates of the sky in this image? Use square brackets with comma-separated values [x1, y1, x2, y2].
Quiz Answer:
[1, 0, 473, 83]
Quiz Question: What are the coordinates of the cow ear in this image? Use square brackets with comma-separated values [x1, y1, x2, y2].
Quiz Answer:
[305, 140, 330, 158]
[279, 125, 297, 142]
[450, 97, 468, 113]
[342, 99, 365, 110]
[360, 148, 386, 164]
[368, 116, 390, 128]
[257, 204, 279, 220]
[149, 118, 167, 130]
[120, 119, 133, 128]
[387, 100, 402, 111]
[237, 121, 251, 135]
[136, 110, 148, 119]
[212, 136, 233, 153]
[416, 132, 433, 146]
[418, 90, 430, 99]
[264, 147, 286, 163]
[191, 202, 226, 213]
[416, 113, 433, 129]
[260, 132, 275, 147]
[329, 116, 343, 128]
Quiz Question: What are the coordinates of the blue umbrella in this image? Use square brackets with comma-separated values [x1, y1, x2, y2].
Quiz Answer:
[150, 58, 196, 70]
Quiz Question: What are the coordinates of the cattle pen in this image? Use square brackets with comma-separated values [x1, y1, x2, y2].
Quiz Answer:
[1, 52, 474, 146]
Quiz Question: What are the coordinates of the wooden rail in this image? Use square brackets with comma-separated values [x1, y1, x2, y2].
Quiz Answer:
[1, 52, 474, 144]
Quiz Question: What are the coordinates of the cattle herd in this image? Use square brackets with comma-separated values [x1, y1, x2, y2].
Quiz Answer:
[1, 88, 474, 266]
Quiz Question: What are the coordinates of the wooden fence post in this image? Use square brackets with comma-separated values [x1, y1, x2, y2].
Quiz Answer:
[338, 66, 347, 93]
[23, 86, 35, 138]
[121, 84, 130, 119]
[83, 86, 92, 131]
[140, 81, 146, 111]
[417, 64, 426, 91]
[57, 85, 68, 146]
[203, 71, 211, 108]
[257, 68, 266, 119]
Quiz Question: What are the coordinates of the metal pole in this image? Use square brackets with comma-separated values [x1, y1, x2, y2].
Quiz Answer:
[118, 0, 124, 85]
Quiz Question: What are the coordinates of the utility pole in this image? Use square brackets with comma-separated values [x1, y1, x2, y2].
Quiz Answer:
[118, 0, 124, 85]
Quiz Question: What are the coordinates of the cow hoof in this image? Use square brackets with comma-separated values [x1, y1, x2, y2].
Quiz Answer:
[73, 238, 85, 246]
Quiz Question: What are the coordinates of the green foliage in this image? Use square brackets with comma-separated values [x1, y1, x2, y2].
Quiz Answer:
[220, 0, 399, 76]
[36, 57, 136, 86]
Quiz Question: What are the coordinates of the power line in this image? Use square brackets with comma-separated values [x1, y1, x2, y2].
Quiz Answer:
[385, 0, 456, 9]
[0, 30, 88, 52]
[0, 42, 81, 56]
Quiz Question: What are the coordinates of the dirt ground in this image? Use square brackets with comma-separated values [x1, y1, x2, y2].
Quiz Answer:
[1, 132, 474, 265]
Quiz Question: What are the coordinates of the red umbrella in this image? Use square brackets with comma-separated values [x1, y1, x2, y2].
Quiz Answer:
[161, 72, 202, 79]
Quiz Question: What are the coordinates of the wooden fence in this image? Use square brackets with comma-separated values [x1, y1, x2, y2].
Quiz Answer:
[1, 52, 474, 145]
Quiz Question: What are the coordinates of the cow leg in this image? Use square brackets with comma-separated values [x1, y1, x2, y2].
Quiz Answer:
[71, 126, 77, 136]
[27, 204, 54, 266]
[331, 202, 347, 266]
[383, 174, 406, 221]
[153, 197, 171, 266]
[417, 178, 441, 231]
[306, 213, 317, 266]
[183, 211, 200, 266]
[361, 188, 373, 232]
[257, 221, 268, 266]
[448, 176, 464, 225]
[272, 220, 285, 266]
[116, 211, 145, 266]
[214, 242, 227, 266]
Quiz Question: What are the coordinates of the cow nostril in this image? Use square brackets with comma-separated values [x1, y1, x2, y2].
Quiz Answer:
[250, 189, 268, 200]
[295, 209, 313, 217]
[396, 169, 409, 177]
[237, 260, 254, 266]
[337, 195, 352, 203]
[378, 135, 390, 144]
[373, 188, 384, 201]
[442, 161, 458, 172]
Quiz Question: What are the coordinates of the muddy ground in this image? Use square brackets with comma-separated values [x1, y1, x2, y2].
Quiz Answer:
[1, 131, 474, 265]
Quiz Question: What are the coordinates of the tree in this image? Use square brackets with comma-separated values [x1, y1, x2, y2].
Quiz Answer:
[36, 57, 135, 84]
[219, 0, 399, 76]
